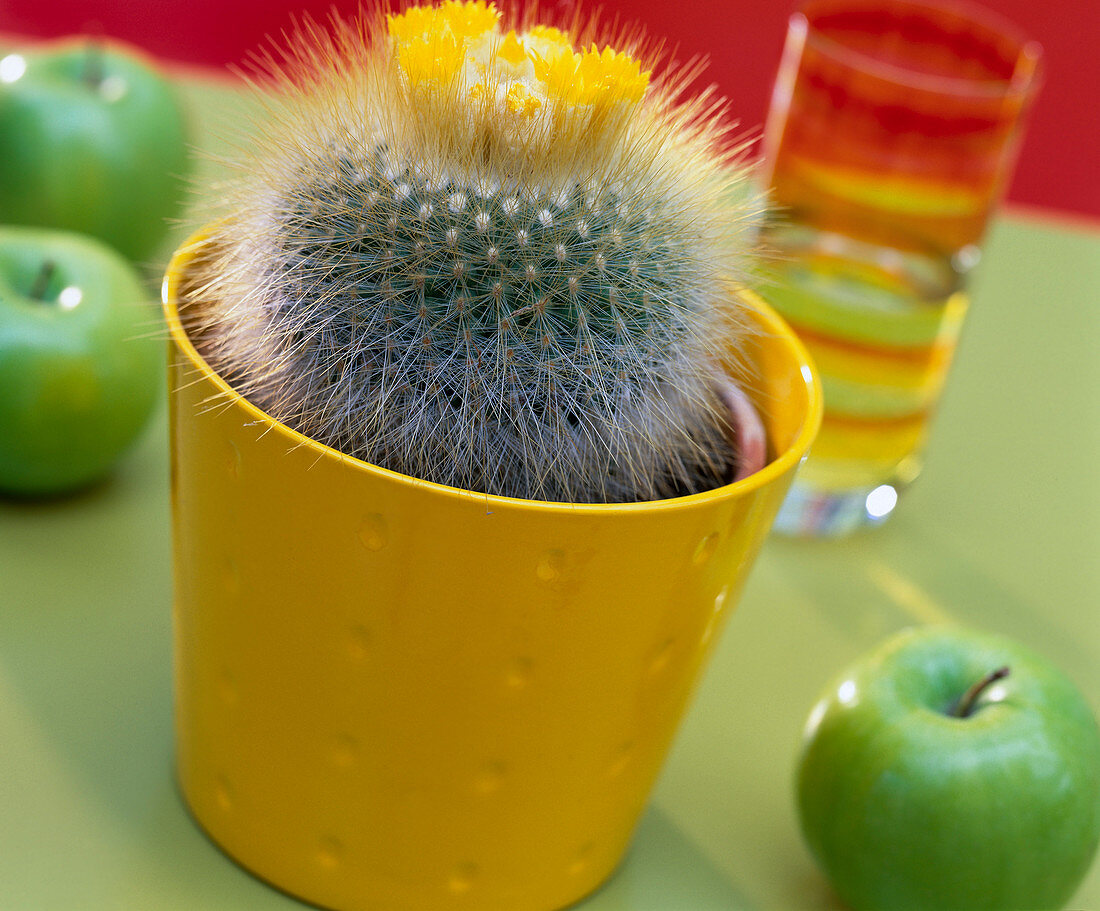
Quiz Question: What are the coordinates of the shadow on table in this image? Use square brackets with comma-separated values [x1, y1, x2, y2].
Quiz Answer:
[585, 805, 760, 910]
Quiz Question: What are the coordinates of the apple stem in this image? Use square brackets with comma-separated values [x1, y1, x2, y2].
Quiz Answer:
[29, 260, 57, 301]
[84, 37, 104, 89]
[953, 666, 1010, 718]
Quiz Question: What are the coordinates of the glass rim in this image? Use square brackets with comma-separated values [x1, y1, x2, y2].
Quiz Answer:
[793, 0, 1043, 99]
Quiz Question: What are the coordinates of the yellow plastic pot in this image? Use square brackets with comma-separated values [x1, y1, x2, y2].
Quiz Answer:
[163, 230, 821, 911]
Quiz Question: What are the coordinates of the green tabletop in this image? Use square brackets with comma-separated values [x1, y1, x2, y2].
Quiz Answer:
[1, 73, 1098, 910]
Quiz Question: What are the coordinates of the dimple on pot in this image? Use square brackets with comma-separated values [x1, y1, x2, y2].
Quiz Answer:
[165, 230, 821, 911]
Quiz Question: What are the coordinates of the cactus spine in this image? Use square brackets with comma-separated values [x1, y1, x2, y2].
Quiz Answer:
[192, 1, 765, 503]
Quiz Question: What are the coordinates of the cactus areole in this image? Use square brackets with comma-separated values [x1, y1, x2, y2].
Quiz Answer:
[187, 0, 768, 503]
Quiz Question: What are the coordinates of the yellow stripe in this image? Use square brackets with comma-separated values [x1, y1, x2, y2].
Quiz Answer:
[865, 560, 955, 626]
[792, 157, 986, 218]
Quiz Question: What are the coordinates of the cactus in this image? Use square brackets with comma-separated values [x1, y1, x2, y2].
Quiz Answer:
[189, 0, 765, 503]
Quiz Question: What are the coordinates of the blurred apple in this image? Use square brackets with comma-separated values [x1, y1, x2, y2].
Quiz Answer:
[0, 38, 189, 262]
[0, 226, 162, 496]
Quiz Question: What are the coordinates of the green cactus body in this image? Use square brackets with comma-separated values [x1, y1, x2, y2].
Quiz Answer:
[193, 1, 764, 502]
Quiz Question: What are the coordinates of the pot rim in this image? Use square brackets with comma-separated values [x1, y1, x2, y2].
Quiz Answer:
[162, 228, 822, 515]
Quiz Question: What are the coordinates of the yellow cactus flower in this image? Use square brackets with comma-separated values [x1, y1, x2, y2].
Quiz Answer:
[468, 81, 490, 104]
[504, 82, 542, 117]
[386, 5, 439, 43]
[527, 24, 573, 51]
[396, 32, 466, 86]
[531, 41, 649, 107]
[497, 30, 527, 67]
[531, 46, 585, 105]
[388, 0, 500, 86]
[577, 45, 650, 103]
[439, 0, 500, 42]
[388, 0, 499, 42]
[389, 2, 647, 109]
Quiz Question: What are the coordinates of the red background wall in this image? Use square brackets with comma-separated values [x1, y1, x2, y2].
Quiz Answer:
[2, 0, 1097, 219]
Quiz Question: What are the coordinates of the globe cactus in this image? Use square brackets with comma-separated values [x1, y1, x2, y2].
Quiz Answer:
[188, 0, 766, 502]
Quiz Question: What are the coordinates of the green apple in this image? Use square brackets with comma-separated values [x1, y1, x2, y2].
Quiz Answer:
[0, 226, 162, 496]
[797, 625, 1100, 911]
[0, 38, 189, 262]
